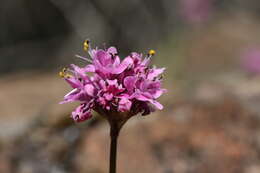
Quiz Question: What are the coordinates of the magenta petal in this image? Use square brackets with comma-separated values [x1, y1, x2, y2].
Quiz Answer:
[70, 64, 93, 82]
[139, 81, 148, 91]
[65, 77, 81, 88]
[96, 50, 112, 66]
[84, 84, 95, 96]
[70, 64, 86, 75]
[131, 52, 142, 60]
[107, 47, 118, 55]
[111, 57, 133, 74]
[149, 100, 163, 110]
[154, 88, 167, 98]
[147, 68, 165, 80]
[134, 92, 153, 101]
[106, 79, 118, 86]
[120, 57, 133, 68]
[118, 98, 132, 112]
[94, 60, 109, 74]
[152, 90, 164, 99]
[124, 76, 137, 93]
[98, 97, 107, 106]
[113, 56, 121, 66]
[104, 93, 113, 101]
[99, 79, 106, 89]
[71, 104, 92, 122]
[84, 64, 95, 72]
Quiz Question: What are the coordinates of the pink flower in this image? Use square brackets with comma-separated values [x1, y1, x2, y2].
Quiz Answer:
[72, 103, 93, 122]
[60, 41, 166, 123]
[92, 48, 133, 78]
[118, 97, 132, 112]
[241, 47, 260, 74]
[179, 0, 214, 24]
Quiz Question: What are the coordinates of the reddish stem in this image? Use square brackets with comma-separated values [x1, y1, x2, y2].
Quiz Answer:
[109, 122, 120, 173]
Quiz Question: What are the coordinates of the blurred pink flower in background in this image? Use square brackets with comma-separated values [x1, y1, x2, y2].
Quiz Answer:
[241, 47, 260, 75]
[179, 0, 214, 24]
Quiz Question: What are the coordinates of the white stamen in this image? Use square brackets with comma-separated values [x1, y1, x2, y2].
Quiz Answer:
[67, 69, 74, 73]
[65, 88, 78, 97]
[75, 54, 92, 63]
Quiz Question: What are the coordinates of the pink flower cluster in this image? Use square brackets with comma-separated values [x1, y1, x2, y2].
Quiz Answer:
[241, 47, 260, 75]
[60, 42, 166, 123]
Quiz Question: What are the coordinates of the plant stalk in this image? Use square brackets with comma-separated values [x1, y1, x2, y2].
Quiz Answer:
[109, 122, 120, 173]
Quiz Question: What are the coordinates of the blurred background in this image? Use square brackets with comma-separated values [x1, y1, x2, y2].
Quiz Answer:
[1, 0, 260, 172]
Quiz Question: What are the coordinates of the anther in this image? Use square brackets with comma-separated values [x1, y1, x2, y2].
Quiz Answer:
[83, 39, 90, 51]
[148, 49, 156, 56]
[59, 71, 64, 78]
[59, 68, 67, 78]
[59, 68, 72, 78]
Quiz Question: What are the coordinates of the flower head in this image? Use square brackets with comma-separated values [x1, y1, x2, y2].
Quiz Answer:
[60, 41, 166, 123]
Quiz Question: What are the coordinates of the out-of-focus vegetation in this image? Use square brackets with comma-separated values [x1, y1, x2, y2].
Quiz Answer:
[1, 0, 260, 173]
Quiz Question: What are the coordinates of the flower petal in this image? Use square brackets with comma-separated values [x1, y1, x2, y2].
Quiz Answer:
[65, 77, 81, 88]
[84, 84, 95, 96]
[149, 100, 163, 110]
[124, 76, 137, 93]
[147, 68, 165, 80]
[111, 57, 133, 74]
[84, 64, 95, 72]
[118, 98, 132, 112]
[107, 47, 118, 55]
[71, 104, 92, 122]
[96, 50, 112, 66]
